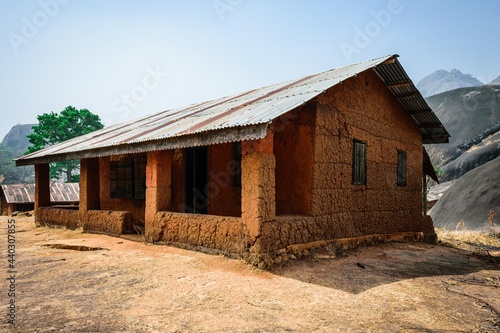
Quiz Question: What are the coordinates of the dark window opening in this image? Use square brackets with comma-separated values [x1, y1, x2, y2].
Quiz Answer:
[397, 150, 407, 186]
[234, 142, 242, 187]
[352, 140, 367, 185]
[185, 147, 208, 214]
[110, 156, 146, 199]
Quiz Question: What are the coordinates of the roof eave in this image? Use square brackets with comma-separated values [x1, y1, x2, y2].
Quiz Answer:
[372, 57, 450, 145]
[422, 135, 450, 144]
[16, 123, 269, 166]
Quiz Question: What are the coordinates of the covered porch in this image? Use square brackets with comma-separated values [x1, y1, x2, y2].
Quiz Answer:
[31, 128, 281, 255]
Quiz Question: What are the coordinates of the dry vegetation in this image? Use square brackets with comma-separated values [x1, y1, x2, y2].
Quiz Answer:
[1, 216, 500, 332]
[436, 217, 500, 259]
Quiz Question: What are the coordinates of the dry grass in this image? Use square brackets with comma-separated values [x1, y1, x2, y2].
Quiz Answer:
[436, 222, 500, 254]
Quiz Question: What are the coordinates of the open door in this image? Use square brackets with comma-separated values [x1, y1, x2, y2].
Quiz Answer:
[184, 147, 208, 214]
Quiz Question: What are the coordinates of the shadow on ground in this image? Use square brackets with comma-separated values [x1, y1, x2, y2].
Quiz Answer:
[270, 242, 500, 294]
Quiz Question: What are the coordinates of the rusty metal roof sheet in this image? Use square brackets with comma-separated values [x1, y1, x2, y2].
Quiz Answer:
[372, 57, 450, 144]
[16, 54, 449, 166]
[1, 183, 79, 204]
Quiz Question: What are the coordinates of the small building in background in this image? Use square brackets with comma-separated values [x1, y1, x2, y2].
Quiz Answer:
[0, 183, 79, 216]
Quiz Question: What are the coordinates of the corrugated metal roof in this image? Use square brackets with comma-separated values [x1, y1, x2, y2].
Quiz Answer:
[1, 183, 79, 204]
[16, 54, 449, 166]
[372, 57, 450, 144]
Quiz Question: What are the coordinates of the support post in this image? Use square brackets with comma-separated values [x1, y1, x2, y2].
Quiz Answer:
[422, 173, 427, 215]
[34, 163, 50, 216]
[145, 150, 173, 239]
[79, 158, 100, 227]
[241, 128, 276, 243]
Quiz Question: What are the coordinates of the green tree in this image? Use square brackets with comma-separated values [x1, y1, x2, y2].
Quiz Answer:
[0, 148, 33, 184]
[26, 106, 104, 182]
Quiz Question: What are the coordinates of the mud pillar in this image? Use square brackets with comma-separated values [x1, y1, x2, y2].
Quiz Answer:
[241, 128, 276, 243]
[79, 158, 100, 226]
[34, 163, 50, 215]
[145, 150, 173, 239]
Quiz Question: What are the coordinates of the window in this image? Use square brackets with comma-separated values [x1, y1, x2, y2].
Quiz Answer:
[397, 150, 407, 186]
[110, 156, 146, 199]
[133, 156, 147, 199]
[352, 140, 367, 185]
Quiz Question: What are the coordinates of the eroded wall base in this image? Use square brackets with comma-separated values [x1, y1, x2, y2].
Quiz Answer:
[35, 205, 436, 268]
[147, 212, 246, 254]
[36, 207, 133, 235]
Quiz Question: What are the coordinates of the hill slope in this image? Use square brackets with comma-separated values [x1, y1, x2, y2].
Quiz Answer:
[430, 156, 500, 230]
[425, 85, 500, 181]
[0, 123, 35, 154]
[417, 69, 483, 98]
[488, 75, 500, 85]
[0, 124, 35, 184]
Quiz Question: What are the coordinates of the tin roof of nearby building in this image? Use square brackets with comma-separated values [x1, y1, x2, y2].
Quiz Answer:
[0, 183, 79, 204]
[16, 54, 449, 166]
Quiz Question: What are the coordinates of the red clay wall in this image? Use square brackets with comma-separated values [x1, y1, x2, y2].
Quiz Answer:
[310, 70, 423, 239]
[148, 212, 245, 254]
[84, 210, 133, 235]
[36, 206, 132, 235]
[171, 149, 185, 213]
[37, 207, 80, 229]
[170, 145, 242, 216]
[99, 155, 145, 224]
[207, 143, 241, 217]
[255, 69, 425, 254]
[1, 201, 15, 216]
[273, 106, 315, 215]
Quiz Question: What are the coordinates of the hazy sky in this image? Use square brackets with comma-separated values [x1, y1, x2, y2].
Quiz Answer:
[1, 0, 499, 140]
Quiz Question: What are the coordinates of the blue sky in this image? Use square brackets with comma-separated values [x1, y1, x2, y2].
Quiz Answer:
[1, 0, 499, 140]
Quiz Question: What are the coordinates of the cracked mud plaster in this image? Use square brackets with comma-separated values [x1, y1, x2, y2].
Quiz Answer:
[149, 212, 246, 254]
[241, 151, 276, 242]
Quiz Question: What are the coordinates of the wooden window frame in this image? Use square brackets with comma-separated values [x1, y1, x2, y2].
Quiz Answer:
[352, 140, 367, 185]
[397, 150, 407, 186]
[109, 156, 146, 199]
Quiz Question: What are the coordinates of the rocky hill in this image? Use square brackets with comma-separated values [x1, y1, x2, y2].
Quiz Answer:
[417, 69, 483, 98]
[0, 124, 35, 184]
[488, 75, 500, 85]
[0, 123, 35, 154]
[425, 85, 500, 181]
[430, 156, 500, 230]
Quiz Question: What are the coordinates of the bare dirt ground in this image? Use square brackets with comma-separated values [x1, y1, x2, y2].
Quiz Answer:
[1, 216, 500, 333]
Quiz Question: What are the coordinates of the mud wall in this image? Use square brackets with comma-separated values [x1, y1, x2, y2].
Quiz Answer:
[310, 70, 423, 240]
[99, 155, 145, 223]
[1, 202, 14, 216]
[83, 210, 133, 235]
[207, 143, 241, 217]
[148, 212, 245, 254]
[273, 106, 315, 215]
[171, 149, 185, 213]
[36, 207, 80, 229]
[254, 69, 424, 254]
[0, 202, 28, 216]
[36, 207, 132, 235]
[241, 131, 276, 243]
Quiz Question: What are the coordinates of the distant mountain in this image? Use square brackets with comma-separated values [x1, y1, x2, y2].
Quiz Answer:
[425, 85, 500, 181]
[487, 75, 500, 85]
[430, 156, 500, 230]
[417, 69, 483, 98]
[0, 124, 35, 154]
[0, 124, 35, 184]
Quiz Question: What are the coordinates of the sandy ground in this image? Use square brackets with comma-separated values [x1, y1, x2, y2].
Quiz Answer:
[1, 216, 500, 333]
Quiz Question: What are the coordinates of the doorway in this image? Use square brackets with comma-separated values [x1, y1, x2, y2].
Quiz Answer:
[184, 147, 208, 214]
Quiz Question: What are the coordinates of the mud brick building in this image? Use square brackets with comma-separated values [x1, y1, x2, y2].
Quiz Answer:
[16, 55, 448, 264]
[0, 183, 79, 216]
